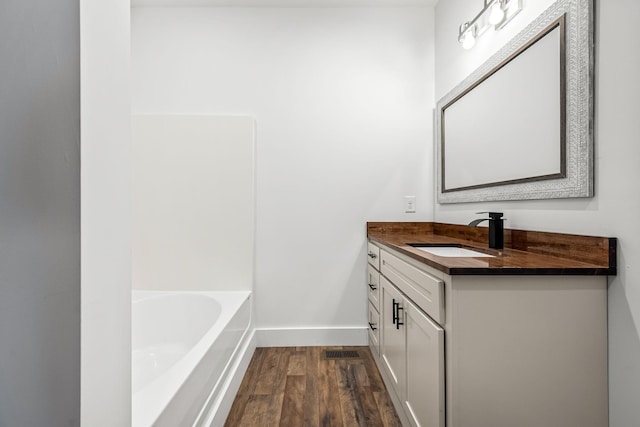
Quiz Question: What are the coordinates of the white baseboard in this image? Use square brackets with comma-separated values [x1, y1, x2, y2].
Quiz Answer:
[255, 326, 368, 347]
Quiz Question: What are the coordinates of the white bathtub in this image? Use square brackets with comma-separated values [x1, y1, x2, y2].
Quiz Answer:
[132, 290, 252, 427]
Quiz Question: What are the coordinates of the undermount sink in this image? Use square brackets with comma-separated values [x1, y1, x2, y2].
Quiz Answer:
[408, 243, 494, 258]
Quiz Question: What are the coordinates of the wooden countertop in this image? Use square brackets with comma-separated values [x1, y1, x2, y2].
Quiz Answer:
[367, 222, 617, 276]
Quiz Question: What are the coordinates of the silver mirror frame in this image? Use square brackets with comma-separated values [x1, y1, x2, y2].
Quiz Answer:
[436, 0, 594, 204]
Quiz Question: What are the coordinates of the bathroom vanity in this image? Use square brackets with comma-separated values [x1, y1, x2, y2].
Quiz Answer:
[366, 222, 616, 427]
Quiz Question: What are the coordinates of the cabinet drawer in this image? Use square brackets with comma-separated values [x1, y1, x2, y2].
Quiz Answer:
[367, 264, 381, 311]
[367, 242, 380, 270]
[368, 301, 380, 356]
[381, 249, 444, 325]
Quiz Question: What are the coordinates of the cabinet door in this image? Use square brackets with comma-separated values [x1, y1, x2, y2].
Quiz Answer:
[380, 276, 405, 399]
[404, 298, 445, 427]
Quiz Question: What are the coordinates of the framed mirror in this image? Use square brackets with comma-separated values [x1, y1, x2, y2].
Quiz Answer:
[436, 0, 594, 203]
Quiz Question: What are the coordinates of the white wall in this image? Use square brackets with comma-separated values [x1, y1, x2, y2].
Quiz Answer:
[131, 6, 435, 341]
[0, 1, 80, 425]
[434, 1, 640, 426]
[81, 0, 132, 425]
[132, 115, 255, 291]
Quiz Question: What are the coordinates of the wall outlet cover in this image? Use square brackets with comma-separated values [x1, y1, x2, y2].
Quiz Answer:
[405, 196, 416, 213]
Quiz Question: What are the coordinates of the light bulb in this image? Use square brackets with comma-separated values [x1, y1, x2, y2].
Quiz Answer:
[488, 1, 505, 25]
[461, 29, 476, 49]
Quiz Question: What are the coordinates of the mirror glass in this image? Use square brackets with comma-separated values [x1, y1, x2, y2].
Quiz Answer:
[443, 22, 563, 192]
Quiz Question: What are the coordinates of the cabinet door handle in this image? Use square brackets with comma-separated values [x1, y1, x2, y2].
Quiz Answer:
[368, 283, 377, 291]
[368, 252, 378, 259]
[368, 322, 377, 331]
[395, 305, 404, 330]
[392, 298, 398, 325]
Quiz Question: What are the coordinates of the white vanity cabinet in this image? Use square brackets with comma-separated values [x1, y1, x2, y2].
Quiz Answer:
[372, 242, 446, 427]
[367, 239, 608, 427]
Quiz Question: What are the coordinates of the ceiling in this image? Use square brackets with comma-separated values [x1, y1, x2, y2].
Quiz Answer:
[131, 0, 438, 7]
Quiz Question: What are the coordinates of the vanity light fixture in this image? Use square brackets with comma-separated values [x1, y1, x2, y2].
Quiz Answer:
[458, 0, 523, 50]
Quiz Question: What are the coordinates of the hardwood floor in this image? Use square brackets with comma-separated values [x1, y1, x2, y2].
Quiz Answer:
[224, 346, 403, 427]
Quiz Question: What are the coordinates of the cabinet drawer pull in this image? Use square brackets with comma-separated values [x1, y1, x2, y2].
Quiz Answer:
[368, 252, 378, 259]
[368, 283, 377, 291]
[368, 322, 377, 331]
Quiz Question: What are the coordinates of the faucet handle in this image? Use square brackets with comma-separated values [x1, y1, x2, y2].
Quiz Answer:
[475, 211, 504, 219]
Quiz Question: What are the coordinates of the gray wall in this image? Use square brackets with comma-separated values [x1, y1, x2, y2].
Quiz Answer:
[0, 1, 80, 426]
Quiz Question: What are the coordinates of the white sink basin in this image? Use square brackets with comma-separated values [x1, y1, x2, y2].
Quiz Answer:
[413, 246, 494, 258]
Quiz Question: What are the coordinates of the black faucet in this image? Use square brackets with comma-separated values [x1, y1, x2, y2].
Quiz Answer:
[469, 212, 505, 250]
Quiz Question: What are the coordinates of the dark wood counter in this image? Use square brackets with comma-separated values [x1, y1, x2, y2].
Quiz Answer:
[367, 222, 617, 276]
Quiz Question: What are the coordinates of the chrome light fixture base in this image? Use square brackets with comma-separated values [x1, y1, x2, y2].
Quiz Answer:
[458, 0, 523, 49]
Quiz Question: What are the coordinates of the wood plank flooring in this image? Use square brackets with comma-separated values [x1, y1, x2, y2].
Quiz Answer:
[224, 346, 403, 427]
